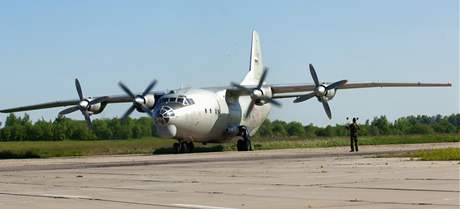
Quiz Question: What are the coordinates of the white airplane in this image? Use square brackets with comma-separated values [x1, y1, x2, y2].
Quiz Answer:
[0, 31, 451, 153]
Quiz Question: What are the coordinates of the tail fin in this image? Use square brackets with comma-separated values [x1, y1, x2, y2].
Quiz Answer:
[241, 30, 264, 85]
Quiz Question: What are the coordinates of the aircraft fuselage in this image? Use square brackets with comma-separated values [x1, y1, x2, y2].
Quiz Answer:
[153, 87, 272, 143]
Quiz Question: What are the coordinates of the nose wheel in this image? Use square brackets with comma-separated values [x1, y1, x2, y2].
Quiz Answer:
[173, 141, 194, 154]
[236, 126, 253, 151]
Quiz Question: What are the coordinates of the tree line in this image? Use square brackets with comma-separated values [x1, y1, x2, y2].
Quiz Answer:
[257, 114, 460, 138]
[0, 114, 458, 141]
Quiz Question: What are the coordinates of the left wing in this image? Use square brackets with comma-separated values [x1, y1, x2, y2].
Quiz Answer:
[0, 94, 133, 113]
[0, 78, 165, 129]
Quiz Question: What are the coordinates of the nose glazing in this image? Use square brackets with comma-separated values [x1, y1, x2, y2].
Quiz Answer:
[154, 106, 175, 125]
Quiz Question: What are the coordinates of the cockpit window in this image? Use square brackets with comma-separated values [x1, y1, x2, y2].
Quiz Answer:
[158, 96, 195, 106]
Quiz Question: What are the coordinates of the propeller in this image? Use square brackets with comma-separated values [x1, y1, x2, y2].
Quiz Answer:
[118, 80, 157, 122]
[231, 67, 281, 118]
[293, 64, 347, 119]
[58, 79, 109, 129]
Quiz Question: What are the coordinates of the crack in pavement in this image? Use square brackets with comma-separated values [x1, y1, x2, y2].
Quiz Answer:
[322, 185, 459, 193]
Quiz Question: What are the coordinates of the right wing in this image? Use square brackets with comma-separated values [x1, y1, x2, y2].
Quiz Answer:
[271, 82, 452, 98]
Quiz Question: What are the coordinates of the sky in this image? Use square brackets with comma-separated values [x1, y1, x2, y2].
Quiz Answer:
[0, 0, 458, 126]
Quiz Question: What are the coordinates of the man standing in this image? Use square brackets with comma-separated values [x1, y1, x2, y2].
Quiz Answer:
[346, 117, 360, 152]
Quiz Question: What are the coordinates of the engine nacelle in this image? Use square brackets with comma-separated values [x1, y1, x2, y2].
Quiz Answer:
[144, 94, 156, 109]
[87, 101, 107, 115]
[319, 88, 336, 102]
[254, 86, 272, 106]
[136, 94, 156, 112]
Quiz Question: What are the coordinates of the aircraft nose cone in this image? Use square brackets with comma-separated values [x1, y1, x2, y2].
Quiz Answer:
[156, 124, 177, 138]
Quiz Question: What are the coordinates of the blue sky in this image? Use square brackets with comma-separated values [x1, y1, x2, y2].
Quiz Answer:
[0, 0, 458, 126]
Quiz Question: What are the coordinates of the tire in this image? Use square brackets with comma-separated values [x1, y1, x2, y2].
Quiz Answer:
[173, 143, 180, 154]
[187, 142, 194, 153]
[179, 142, 188, 153]
[237, 139, 247, 151]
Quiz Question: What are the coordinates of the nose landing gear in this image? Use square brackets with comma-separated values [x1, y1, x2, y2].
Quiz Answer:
[236, 126, 253, 151]
[173, 141, 194, 154]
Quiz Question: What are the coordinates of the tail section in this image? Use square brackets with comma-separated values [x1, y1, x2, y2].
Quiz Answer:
[241, 31, 264, 85]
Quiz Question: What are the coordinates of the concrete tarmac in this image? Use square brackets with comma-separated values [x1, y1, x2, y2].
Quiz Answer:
[0, 142, 458, 209]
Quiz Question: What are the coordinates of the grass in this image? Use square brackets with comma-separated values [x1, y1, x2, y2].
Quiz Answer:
[383, 147, 460, 161]
[248, 134, 460, 151]
[0, 134, 458, 159]
[0, 138, 174, 158]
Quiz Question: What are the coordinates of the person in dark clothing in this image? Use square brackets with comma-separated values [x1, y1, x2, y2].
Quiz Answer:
[346, 117, 360, 152]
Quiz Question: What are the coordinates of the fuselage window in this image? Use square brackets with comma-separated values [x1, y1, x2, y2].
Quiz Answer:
[209, 108, 212, 114]
[205, 109, 207, 114]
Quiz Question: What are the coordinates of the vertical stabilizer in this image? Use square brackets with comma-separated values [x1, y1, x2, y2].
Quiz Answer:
[241, 31, 263, 85]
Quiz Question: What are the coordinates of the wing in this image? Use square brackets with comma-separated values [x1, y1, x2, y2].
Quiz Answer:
[271, 82, 452, 98]
[0, 94, 155, 113]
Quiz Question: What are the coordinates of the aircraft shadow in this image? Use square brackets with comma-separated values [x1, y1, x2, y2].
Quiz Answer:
[152, 145, 225, 155]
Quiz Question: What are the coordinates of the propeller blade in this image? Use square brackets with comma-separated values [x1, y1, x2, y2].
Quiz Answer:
[231, 82, 252, 94]
[118, 82, 136, 98]
[245, 100, 256, 119]
[121, 105, 136, 122]
[59, 106, 80, 115]
[142, 80, 157, 96]
[326, 80, 348, 90]
[293, 92, 316, 103]
[257, 68, 268, 89]
[82, 111, 93, 129]
[322, 101, 332, 119]
[88, 96, 109, 105]
[309, 64, 320, 87]
[139, 105, 154, 118]
[75, 79, 84, 101]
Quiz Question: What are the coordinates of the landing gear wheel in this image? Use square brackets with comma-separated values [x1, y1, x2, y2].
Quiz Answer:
[236, 126, 253, 152]
[186, 142, 194, 153]
[237, 139, 247, 151]
[173, 143, 180, 154]
[179, 142, 188, 153]
[246, 138, 253, 151]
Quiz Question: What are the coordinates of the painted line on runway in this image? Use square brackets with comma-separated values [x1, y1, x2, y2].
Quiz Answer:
[172, 203, 239, 209]
[0, 191, 239, 209]
[322, 185, 460, 193]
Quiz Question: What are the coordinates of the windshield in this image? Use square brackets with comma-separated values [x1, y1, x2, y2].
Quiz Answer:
[158, 96, 195, 106]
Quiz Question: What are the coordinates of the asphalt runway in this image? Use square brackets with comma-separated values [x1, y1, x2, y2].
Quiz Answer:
[0, 142, 458, 209]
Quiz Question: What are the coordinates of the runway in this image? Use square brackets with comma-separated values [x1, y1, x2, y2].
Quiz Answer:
[0, 142, 458, 209]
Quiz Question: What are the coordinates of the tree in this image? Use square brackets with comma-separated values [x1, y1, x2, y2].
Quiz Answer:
[286, 121, 305, 137]
[271, 120, 288, 136]
[371, 116, 391, 135]
[257, 119, 273, 137]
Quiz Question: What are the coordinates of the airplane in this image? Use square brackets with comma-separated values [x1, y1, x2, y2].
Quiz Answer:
[0, 31, 452, 153]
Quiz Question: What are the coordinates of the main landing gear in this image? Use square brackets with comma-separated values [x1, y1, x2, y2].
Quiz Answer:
[173, 141, 194, 154]
[236, 126, 253, 151]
